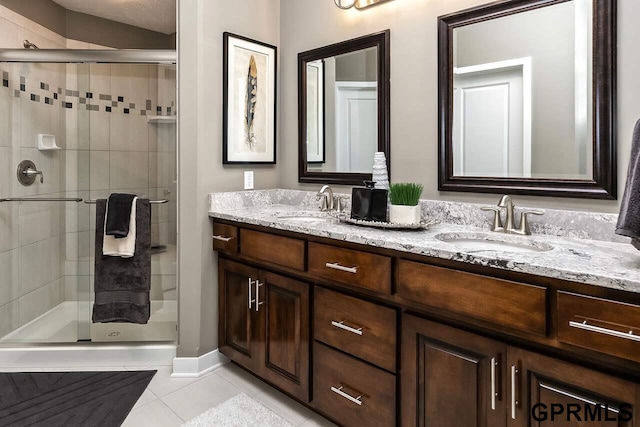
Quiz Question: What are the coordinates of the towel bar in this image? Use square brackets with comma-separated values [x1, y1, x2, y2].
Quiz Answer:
[84, 199, 169, 205]
[0, 197, 83, 203]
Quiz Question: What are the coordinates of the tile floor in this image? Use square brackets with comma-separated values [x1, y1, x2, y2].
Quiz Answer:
[118, 363, 338, 427]
[1, 362, 337, 426]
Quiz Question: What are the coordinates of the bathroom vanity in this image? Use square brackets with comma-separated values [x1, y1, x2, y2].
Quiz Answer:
[210, 190, 640, 427]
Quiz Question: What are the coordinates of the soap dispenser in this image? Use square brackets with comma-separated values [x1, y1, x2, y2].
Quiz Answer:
[351, 181, 388, 222]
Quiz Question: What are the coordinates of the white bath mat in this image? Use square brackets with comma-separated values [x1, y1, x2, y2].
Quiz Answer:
[182, 392, 293, 427]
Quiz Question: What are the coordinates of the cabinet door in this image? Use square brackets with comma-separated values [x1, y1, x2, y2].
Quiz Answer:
[257, 270, 310, 401]
[401, 314, 507, 427]
[508, 347, 639, 427]
[218, 258, 260, 371]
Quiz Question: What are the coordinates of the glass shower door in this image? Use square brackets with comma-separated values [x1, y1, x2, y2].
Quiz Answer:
[0, 61, 83, 343]
[85, 63, 177, 342]
[0, 59, 177, 344]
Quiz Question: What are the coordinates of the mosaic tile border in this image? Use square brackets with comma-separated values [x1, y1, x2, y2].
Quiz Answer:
[0, 69, 177, 116]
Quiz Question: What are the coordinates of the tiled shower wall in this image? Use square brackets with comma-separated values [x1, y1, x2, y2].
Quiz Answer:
[0, 5, 177, 341]
[0, 6, 69, 338]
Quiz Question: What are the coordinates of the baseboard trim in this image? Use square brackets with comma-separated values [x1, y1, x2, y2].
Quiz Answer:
[172, 348, 229, 378]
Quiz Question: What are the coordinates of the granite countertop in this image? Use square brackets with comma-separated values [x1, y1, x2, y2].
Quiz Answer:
[209, 190, 640, 294]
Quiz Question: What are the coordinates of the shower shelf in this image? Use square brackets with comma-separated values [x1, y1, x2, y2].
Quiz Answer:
[147, 115, 176, 124]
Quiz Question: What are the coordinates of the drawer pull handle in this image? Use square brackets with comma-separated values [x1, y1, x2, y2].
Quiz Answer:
[331, 320, 363, 336]
[254, 280, 264, 312]
[331, 385, 363, 406]
[248, 278, 255, 309]
[491, 357, 498, 411]
[213, 235, 233, 242]
[511, 365, 519, 420]
[569, 320, 640, 342]
[325, 262, 358, 274]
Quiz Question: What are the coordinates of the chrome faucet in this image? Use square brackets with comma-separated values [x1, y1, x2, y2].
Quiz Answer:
[481, 195, 543, 235]
[317, 185, 334, 211]
[498, 195, 516, 232]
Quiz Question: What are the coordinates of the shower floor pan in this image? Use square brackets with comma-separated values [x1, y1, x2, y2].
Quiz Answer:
[1, 300, 177, 343]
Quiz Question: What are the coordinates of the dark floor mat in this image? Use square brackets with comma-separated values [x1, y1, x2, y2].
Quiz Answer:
[0, 370, 156, 427]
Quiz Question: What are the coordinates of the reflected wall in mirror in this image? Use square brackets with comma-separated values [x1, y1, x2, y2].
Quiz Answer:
[299, 30, 390, 185]
[439, 0, 616, 199]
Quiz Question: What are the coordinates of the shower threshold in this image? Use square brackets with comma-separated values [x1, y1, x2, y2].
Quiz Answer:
[1, 300, 177, 343]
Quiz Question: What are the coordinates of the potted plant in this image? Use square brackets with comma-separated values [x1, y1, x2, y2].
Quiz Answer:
[388, 183, 423, 224]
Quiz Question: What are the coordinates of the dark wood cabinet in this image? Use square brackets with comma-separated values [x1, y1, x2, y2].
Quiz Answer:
[402, 313, 640, 427]
[509, 347, 639, 427]
[313, 342, 396, 427]
[215, 220, 640, 427]
[218, 259, 261, 371]
[218, 258, 311, 401]
[397, 260, 547, 336]
[258, 270, 310, 401]
[402, 314, 507, 427]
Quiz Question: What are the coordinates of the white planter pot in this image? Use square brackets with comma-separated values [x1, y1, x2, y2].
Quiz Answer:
[388, 204, 421, 225]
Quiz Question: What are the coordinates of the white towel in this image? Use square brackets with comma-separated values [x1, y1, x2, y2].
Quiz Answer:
[102, 197, 137, 258]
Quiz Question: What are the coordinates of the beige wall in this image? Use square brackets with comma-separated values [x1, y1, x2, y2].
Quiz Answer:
[279, 0, 640, 214]
[177, 0, 280, 357]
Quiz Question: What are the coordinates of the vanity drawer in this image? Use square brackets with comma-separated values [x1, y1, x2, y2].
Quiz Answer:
[308, 243, 391, 294]
[558, 291, 640, 362]
[314, 287, 396, 372]
[313, 342, 395, 427]
[239, 229, 305, 271]
[397, 260, 547, 336]
[212, 223, 238, 254]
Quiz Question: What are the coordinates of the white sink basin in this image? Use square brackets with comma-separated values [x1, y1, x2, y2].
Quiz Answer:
[273, 211, 337, 223]
[435, 232, 553, 253]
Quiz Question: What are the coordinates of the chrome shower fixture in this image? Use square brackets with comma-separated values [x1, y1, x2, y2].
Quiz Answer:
[23, 40, 39, 49]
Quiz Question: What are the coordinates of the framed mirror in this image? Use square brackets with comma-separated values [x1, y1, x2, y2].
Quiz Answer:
[438, 0, 616, 199]
[298, 30, 390, 185]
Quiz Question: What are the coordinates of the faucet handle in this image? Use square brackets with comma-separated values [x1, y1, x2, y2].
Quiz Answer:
[481, 206, 504, 232]
[518, 210, 544, 235]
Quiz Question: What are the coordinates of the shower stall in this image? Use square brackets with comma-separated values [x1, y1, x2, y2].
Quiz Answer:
[0, 49, 177, 346]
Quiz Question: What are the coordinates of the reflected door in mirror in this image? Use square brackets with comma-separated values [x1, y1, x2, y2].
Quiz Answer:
[453, 59, 529, 177]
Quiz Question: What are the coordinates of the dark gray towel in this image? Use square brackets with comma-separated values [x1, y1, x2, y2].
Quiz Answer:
[617, 119, 640, 250]
[93, 199, 151, 324]
[105, 193, 136, 239]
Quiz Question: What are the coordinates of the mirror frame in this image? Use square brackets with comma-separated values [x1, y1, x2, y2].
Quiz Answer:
[438, 0, 616, 199]
[298, 30, 391, 185]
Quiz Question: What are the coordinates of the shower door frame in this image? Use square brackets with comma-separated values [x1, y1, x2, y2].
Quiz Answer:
[0, 49, 178, 346]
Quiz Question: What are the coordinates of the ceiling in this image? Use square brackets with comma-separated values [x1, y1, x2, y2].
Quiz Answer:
[52, 0, 176, 34]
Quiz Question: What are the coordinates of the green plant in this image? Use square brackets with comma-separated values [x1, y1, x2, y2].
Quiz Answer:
[389, 183, 423, 206]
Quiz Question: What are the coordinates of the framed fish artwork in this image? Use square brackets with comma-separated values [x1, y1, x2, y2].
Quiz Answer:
[223, 32, 277, 164]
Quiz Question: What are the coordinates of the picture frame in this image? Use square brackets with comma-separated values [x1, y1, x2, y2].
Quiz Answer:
[306, 59, 325, 164]
[223, 32, 277, 164]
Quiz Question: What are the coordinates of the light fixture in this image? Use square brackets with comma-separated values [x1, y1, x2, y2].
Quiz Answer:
[334, 0, 357, 9]
[334, 0, 393, 10]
